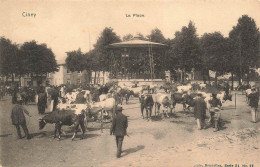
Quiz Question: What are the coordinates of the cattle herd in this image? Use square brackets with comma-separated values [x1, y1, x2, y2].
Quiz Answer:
[0, 81, 257, 141]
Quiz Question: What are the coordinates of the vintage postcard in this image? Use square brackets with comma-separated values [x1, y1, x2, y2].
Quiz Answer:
[0, 0, 260, 167]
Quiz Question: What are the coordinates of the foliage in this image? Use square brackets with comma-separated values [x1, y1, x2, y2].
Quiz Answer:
[147, 28, 166, 43]
[0, 37, 20, 77]
[229, 15, 260, 82]
[200, 32, 231, 77]
[20, 41, 58, 75]
[169, 21, 201, 72]
[65, 48, 85, 72]
[123, 34, 134, 41]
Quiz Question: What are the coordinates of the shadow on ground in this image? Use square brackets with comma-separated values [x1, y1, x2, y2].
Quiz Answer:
[0, 133, 12, 137]
[121, 145, 145, 157]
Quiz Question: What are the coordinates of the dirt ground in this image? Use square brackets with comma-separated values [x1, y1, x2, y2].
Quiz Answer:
[0, 91, 259, 167]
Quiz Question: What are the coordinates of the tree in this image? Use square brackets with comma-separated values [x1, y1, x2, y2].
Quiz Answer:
[20, 41, 58, 85]
[65, 49, 84, 72]
[200, 32, 231, 85]
[93, 27, 121, 72]
[123, 34, 133, 41]
[169, 21, 201, 83]
[229, 15, 260, 85]
[0, 37, 20, 84]
[147, 28, 166, 43]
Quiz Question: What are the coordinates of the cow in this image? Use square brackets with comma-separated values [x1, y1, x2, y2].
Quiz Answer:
[39, 108, 86, 141]
[99, 94, 109, 102]
[170, 92, 188, 112]
[177, 85, 192, 93]
[217, 91, 232, 103]
[153, 93, 173, 118]
[139, 94, 154, 120]
[128, 87, 143, 97]
[117, 88, 134, 105]
[88, 98, 117, 119]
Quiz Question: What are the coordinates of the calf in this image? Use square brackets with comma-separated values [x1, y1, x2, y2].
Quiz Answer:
[39, 109, 86, 141]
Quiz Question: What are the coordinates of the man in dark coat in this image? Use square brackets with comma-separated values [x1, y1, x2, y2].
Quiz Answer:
[12, 86, 18, 104]
[110, 106, 128, 158]
[193, 94, 207, 130]
[38, 92, 47, 114]
[11, 100, 31, 139]
[248, 87, 259, 123]
[75, 90, 85, 104]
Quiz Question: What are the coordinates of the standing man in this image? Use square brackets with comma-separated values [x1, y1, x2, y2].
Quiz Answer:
[193, 94, 207, 130]
[12, 85, 18, 104]
[37, 92, 47, 114]
[75, 89, 85, 104]
[208, 94, 222, 132]
[110, 106, 128, 158]
[11, 100, 31, 139]
[248, 87, 259, 123]
[224, 82, 230, 97]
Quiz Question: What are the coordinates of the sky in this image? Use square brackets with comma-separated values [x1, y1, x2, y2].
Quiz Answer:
[1, 0, 260, 64]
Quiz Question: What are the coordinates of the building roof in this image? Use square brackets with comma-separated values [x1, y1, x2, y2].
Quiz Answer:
[108, 39, 167, 48]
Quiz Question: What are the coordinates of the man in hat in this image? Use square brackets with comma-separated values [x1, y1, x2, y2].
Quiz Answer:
[209, 94, 222, 131]
[110, 106, 128, 158]
[193, 93, 207, 130]
[11, 100, 31, 139]
[248, 87, 259, 123]
[75, 89, 85, 104]
[37, 92, 47, 114]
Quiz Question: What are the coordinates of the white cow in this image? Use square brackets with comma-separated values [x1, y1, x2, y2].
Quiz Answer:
[64, 92, 78, 104]
[128, 87, 143, 97]
[152, 93, 172, 118]
[89, 98, 116, 118]
[177, 85, 192, 93]
[99, 94, 109, 101]
[199, 83, 207, 90]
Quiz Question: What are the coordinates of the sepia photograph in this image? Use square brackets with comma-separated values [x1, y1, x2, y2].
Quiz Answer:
[0, 0, 260, 166]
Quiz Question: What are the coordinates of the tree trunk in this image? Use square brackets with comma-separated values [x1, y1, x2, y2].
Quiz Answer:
[88, 70, 91, 84]
[231, 72, 234, 90]
[103, 71, 105, 85]
[19, 75, 21, 87]
[11, 73, 14, 86]
[238, 71, 242, 86]
[94, 71, 97, 85]
[246, 71, 250, 85]
[214, 72, 218, 88]
[31, 73, 33, 87]
[5, 75, 8, 85]
[208, 70, 211, 85]
[202, 70, 206, 84]
[180, 69, 183, 83]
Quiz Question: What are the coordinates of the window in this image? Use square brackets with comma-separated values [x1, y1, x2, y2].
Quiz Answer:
[77, 79, 81, 84]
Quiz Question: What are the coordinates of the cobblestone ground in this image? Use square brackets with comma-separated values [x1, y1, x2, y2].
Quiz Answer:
[0, 91, 259, 167]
